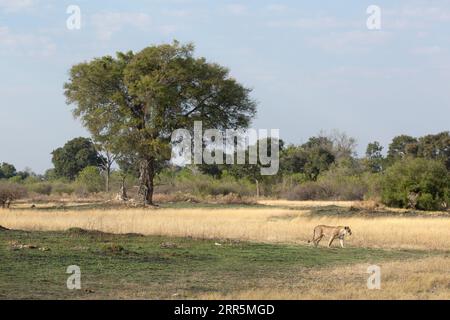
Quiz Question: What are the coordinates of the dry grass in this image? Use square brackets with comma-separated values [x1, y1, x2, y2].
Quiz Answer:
[1, 205, 450, 250]
[198, 256, 450, 300]
[1, 200, 449, 300]
[259, 199, 358, 208]
[261, 199, 449, 215]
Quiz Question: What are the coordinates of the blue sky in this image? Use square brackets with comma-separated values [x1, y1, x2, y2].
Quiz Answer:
[1, 0, 449, 173]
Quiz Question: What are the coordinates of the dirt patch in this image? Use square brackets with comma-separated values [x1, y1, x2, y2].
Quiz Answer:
[101, 243, 128, 255]
[7, 240, 50, 251]
[160, 242, 178, 249]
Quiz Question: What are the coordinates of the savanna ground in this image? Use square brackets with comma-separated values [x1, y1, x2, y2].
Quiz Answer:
[0, 199, 449, 299]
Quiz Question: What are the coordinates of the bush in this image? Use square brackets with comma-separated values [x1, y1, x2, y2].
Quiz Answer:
[8, 176, 22, 183]
[28, 183, 52, 195]
[76, 166, 105, 194]
[280, 166, 368, 201]
[155, 168, 256, 197]
[0, 182, 27, 208]
[318, 169, 368, 200]
[381, 158, 449, 210]
[51, 182, 75, 195]
[283, 182, 327, 200]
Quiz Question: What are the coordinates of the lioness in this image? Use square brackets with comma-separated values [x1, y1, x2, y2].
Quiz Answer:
[308, 225, 352, 248]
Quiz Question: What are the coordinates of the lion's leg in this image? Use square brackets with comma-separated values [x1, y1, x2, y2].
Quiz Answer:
[339, 238, 344, 248]
[309, 230, 318, 245]
[314, 234, 323, 247]
[328, 236, 336, 247]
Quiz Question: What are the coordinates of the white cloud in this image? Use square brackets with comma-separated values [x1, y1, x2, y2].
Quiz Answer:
[0, 0, 36, 12]
[384, 5, 450, 30]
[411, 45, 443, 56]
[225, 4, 247, 16]
[162, 9, 191, 18]
[265, 4, 288, 13]
[158, 25, 178, 35]
[400, 6, 450, 21]
[0, 26, 55, 57]
[267, 16, 342, 29]
[90, 12, 152, 41]
[307, 30, 392, 53]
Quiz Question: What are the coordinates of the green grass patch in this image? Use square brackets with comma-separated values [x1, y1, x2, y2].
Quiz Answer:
[0, 229, 434, 299]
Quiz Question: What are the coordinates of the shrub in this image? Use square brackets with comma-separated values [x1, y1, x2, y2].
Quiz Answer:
[280, 166, 368, 201]
[51, 182, 75, 195]
[76, 166, 105, 194]
[381, 158, 449, 210]
[284, 182, 327, 200]
[28, 183, 53, 195]
[23, 176, 41, 184]
[155, 168, 256, 198]
[318, 171, 367, 200]
[0, 182, 27, 208]
[8, 176, 23, 183]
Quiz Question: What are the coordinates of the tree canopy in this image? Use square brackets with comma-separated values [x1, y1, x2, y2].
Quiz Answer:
[51, 137, 104, 180]
[64, 41, 257, 204]
[0, 163, 16, 179]
[387, 132, 450, 169]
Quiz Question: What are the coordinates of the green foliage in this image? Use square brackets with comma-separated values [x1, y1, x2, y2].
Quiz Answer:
[418, 131, 450, 170]
[23, 176, 41, 184]
[363, 172, 383, 201]
[27, 183, 53, 195]
[50, 182, 75, 195]
[0, 162, 16, 179]
[8, 176, 22, 183]
[64, 41, 256, 204]
[381, 158, 449, 210]
[75, 166, 105, 194]
[51, 137, 104, 180]
[365, 141, 384, 173]
[156, 168, 255, 197]
[44, 169, 58, 181]
[280, 165, 368, 201]
[280, 137, 335, 181]
[387, 135, 418, 162]
[387, 132, 450, 170]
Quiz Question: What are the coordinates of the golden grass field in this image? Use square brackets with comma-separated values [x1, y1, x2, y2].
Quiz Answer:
[1, 201, 449, 250]
[1, 200, 449, 299]
[198, 256, 450, 300]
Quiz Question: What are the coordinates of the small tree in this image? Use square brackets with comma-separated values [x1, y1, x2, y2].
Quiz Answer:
[96, 144, 117, 193]
[417, 131, 450, 170]
[0, 182, 27, 208]
[0, 162, 17, 179]
[365, 141, 384, 173]
[51, 137, 105, 180]
[381, 158, 449, 210]
[76, 166, 105, 193]
[387, 135, 419, 163]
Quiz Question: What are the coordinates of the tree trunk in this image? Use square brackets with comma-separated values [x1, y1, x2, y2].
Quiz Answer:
[105, 165, 111, 193]
[139, 158, 155, 206]
[255, 179, 260, 198]
[120, 176, 128, 200]
[116, 175, 128, 201]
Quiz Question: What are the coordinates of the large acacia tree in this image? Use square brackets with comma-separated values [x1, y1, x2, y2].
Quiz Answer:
[64, 41, 256, 205]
